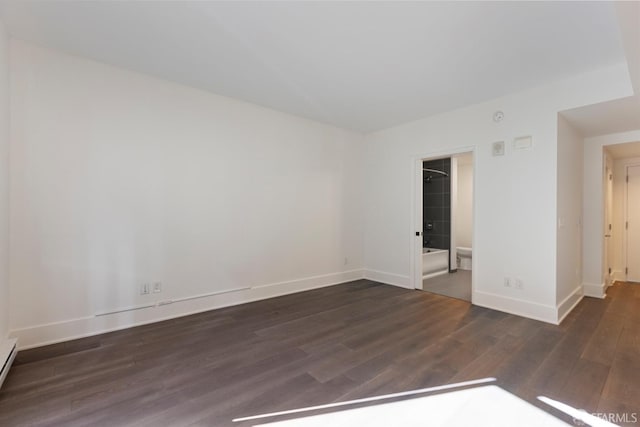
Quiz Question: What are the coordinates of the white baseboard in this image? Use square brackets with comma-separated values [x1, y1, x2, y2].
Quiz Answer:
[583, 282, 606, 299]
[422, 269, 448, 281]
[612, 270, 625, 283]
[473, 291, 558, 324]
[363, 269, 411, 289]
[10, 269, 365, 350]
[0, 338, 17, 389]
[556, 286, 583, 324]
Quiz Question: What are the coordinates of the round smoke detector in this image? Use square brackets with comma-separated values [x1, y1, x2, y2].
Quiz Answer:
[493, 111, 504, 122]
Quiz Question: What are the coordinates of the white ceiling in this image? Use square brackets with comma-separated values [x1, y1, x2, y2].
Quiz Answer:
[559, 2, 640, 138]
[0, 1, 627, 132]
[561, 95, 640, 138]
[605, 141, 640, 159]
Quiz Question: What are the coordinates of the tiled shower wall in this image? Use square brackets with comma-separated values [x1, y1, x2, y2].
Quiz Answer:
[423, 158, 451, 257]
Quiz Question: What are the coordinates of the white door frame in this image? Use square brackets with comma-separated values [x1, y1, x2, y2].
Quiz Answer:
[604, 160, 613, 287]
[410, 146, 476, 299]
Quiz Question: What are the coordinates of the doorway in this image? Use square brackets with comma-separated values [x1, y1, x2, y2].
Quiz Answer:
[413, 149, 474, 301]
[625, 164, 640, 282]
[600, 141, 640, 288]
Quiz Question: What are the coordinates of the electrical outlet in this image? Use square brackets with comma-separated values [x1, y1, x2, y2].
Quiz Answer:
[514, 278, 524, 290]
[504, 277, 511, 288]
[152, 282, 162, 293]
[140, 283, 150, 295]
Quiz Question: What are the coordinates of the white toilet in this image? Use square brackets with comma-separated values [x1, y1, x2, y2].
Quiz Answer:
[457, 247, 472, 270]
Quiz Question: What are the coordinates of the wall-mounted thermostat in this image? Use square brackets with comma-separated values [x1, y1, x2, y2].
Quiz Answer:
[492, 141, 505, 156]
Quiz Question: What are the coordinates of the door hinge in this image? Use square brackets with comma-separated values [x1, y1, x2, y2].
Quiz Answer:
[609, 223, 612, 231]
[626, 221, 629, 230]
[627, 175, 629, 183]
[609, 267, 612, 274]
[626, 267, 628, 275]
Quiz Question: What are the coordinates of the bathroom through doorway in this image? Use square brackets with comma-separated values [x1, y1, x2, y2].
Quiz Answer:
[413, 150, 474, 302]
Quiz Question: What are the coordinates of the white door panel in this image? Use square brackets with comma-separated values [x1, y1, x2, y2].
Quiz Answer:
[626, 165, 640, 282]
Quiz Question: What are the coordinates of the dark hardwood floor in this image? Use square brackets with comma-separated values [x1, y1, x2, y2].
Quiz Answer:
[1, 280, 639, 426]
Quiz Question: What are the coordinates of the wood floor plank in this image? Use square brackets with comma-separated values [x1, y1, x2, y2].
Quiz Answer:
[523, 296, 608, 397]
[1, 279, 639, 426]
[599, 325, 640, 408]
[449, 334, 525, 383]
[581, 312, 625, 366]
[559, 358, 610, 410]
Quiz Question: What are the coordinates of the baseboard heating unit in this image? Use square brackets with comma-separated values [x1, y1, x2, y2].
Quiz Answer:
[0, 338, 17, 389]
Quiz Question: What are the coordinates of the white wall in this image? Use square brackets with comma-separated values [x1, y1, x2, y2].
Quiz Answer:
[555, 115, 584, 319]
[364, 63, 632, 323]
[455, 159, 473, 249]
[9, 40, 365, 348]
[0, 20, 9, 344]
[583, 130, 640, 296]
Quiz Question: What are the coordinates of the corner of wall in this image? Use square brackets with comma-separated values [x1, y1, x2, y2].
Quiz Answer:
[0, 16, 13, 388]
[0, 15, 10, 347]
[582, 282, 607, 299]
[556, 285, 583, 324]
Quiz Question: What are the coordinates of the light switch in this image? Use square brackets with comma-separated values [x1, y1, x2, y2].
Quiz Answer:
[492, 141, 505, 156]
